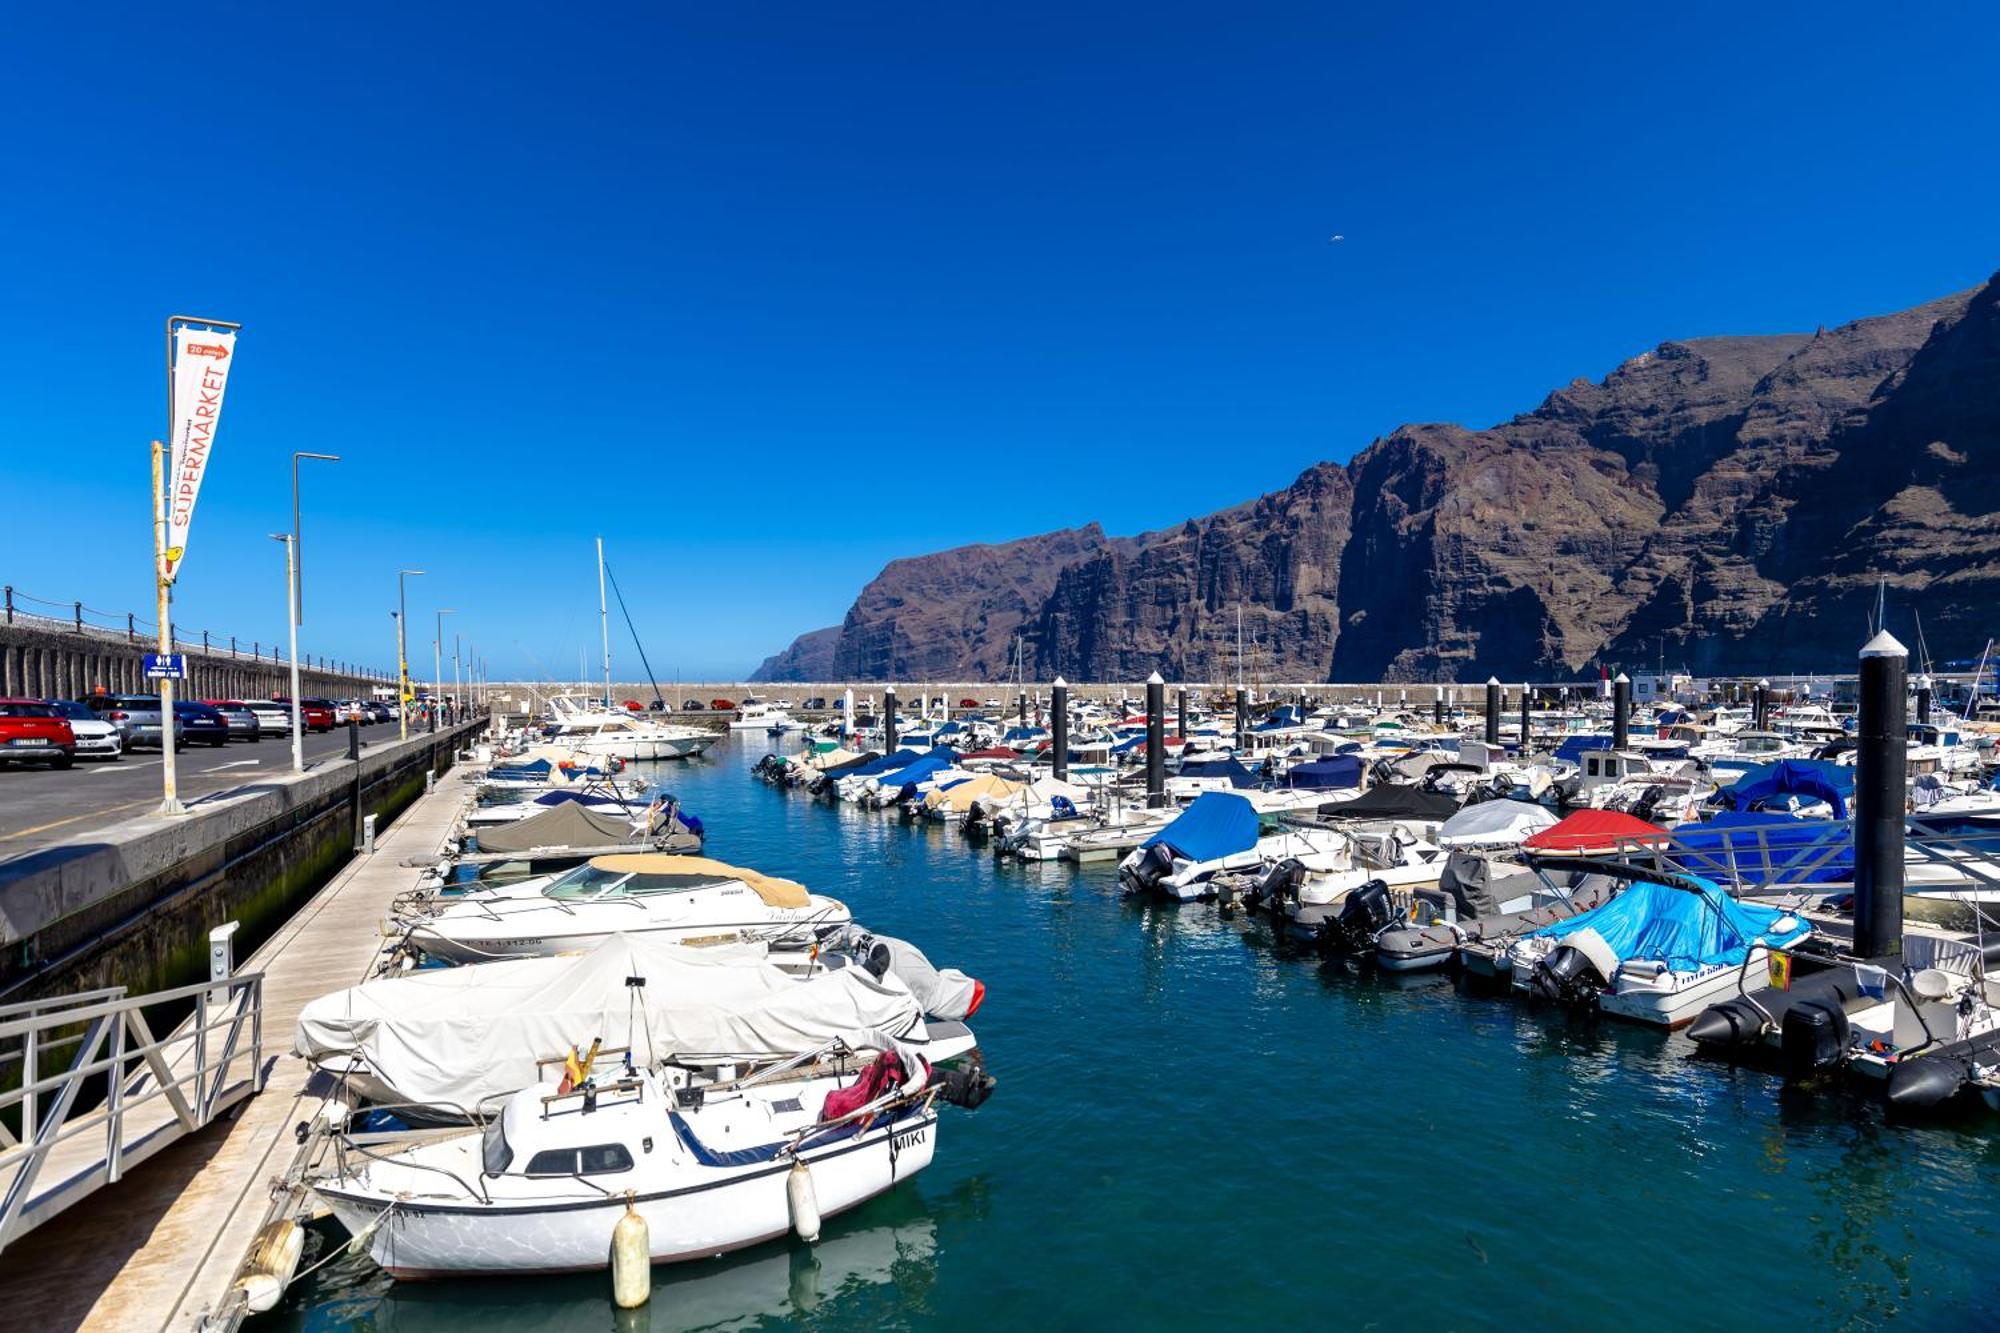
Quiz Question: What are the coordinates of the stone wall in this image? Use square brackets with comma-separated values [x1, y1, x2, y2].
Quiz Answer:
[0, 621, 386, 701]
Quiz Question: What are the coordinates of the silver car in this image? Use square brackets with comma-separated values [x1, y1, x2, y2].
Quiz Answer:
[82, 693, 183, 750]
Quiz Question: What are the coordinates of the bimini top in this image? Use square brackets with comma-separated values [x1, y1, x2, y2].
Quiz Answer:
[579, 854, 811, 908]
[1141, 791, 1261, 861]
[1521, 808, 1667, 854]
[1523, 876, 1811, 971]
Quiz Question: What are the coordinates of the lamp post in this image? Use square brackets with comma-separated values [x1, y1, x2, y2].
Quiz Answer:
[454, 633, 464, 717]
[434, 609, 455, 731]
[397, 569, 424, 740]
[283, 451, 340, 772]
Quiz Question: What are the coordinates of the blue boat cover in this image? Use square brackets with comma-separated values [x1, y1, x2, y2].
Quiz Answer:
[1552, 734, 1617, 765]
[1256, 704, 1305, 732]
[1668, 812, 1853, 887]
[880, 753, 954, 788]
[843, 747, 926, 778]
[1720, 759, 1855, 819]
[1284, 755, 1363, 790]
[1179, 756, 1260, 788]
[1524, 875, 1811, 970]
[1050, 795, 1078, 818]
[1141, 792, 1261, 861]
[492, 758, 552, 775]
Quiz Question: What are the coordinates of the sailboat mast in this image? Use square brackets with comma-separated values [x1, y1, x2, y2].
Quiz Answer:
[596, 535, 612, 708]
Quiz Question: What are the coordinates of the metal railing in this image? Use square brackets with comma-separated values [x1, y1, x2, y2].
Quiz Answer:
[1571, 817, 2000, 902]
[0, 972, 266, 1252]
[1, 583, 389, 681]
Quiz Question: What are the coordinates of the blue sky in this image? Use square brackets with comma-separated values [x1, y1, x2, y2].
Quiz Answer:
[4, 3, 1997, 679]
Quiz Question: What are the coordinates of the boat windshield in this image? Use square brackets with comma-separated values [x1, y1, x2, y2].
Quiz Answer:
[542, 864, 728, 901]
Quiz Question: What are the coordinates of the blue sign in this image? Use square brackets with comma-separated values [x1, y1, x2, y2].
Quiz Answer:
[143, 653, 187, 681]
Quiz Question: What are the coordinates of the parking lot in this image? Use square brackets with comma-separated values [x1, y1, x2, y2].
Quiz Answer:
[0, 722, 421, 858]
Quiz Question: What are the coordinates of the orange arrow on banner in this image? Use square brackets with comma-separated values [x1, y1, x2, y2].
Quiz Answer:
[186, 342, 231, 359]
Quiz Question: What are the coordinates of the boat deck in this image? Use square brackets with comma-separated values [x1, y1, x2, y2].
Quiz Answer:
[0, 770, 468, 1332]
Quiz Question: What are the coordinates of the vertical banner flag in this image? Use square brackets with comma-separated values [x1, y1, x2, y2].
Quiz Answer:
[164, 326, 237, 583]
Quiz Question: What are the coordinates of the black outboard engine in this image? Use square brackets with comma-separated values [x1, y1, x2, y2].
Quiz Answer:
[933, 1059, 997, 1110]
[1258, 858, 1309, 915]
[1122, 842, 1177, 895]
[1531, 945, 1608, 1007]
[1780, 999, 1852, 1079]
[1326, 879, 1393, 955]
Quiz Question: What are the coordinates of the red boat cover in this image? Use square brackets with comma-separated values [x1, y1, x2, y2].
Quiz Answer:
[960, 747, 1021, 760]
[820, 1051, 914, 1123]
[1522, 808, 1667, 853]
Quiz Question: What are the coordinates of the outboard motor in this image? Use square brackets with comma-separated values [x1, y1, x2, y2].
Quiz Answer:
[1123, 842, 1177, 894]
[1530, 927, 1618, 1007]
[933, 1060, 997, 1110]
[1258, 858, 1310, 915]
[1326, 878, 1394, 955]
[1780, 999, 1852, 1080]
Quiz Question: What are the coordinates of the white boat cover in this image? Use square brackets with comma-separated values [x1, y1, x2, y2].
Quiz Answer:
[294, 934, 928, 1113]
[824, 927, 983, 1020]
[1435, 798, 1558, 847]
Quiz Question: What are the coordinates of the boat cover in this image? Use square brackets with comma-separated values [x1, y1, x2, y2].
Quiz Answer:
[1257, 705, 1306, 731]
[1177, 756, 1260, 788]
[294, 934, 928, 1113]
[475, 801, 643, 853]
[1283, 756, 1363, 790]
[1141, 791, 1260, 860]
[824, 926, 984, 1019]
[1552, 734, 1618, 765]
[1522, 876, 1810, 970]
[1719, 760, 1854, 819]
[923, 773, 1023, 813]
[875, 753, 954, 790]
[817, 750, 884, 777]
[841, 748, 926, 779]
[1666, 811, 1854, 886]
[1436, 799, 1557, 846]
[584, 854, 813, 908]
[1315, 783, 1461, 822]
[1522, 809, 1666, 853]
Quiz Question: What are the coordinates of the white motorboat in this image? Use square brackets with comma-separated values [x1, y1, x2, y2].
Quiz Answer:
[730, 700, 798, 732]
[1119, 791, 1355, 902]
[312, 1049, 993, 1278]
[402, 854, 852, 964]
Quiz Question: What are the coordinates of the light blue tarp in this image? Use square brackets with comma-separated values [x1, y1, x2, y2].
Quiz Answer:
[1284, 755, 1363, 790]
[1141, 792, 1261, 861]
[1720, 760, 1855, 819]
[1524, 876, 1811, 970]
[1668, 812, 1853, 887]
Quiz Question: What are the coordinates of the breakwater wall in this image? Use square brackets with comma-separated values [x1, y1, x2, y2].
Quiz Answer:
[0, 619, 388, 701]
[0, 719, 486, 1003]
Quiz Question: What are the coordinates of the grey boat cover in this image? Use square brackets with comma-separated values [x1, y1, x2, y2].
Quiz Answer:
[825, 925, 983, 1020]
[295, 933, 929, 1114]
[1435, 799, 1556, 848]
[474, 800, 699, 854]
[1438, 850, 1547, 918]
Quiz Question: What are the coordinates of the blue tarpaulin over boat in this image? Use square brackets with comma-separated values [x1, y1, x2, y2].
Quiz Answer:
[1178, 756, 1260, 788]
[1667, 812, 1854, 886]
[1523, 875, 1811, 970]
[877, 753, 954, 789]
[1553, 734, 1616, 765]
[1720, 760, 1855, 819]
[1256, 705, 1305, 732]
[1284, 755, 1363, 790]
[842, 747, 925, 779]
[1140, 792, 1261, 861]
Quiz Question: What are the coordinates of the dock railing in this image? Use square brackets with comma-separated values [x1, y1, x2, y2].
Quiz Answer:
[1567, 817, 2000, 901]
[0, 973, 266, 1252]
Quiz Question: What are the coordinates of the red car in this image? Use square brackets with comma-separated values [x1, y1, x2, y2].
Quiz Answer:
[0, 698, 77, 769]
[958, 698, 980, 709]
[273, 697, 337, 733]
[710, 698, 737, 711]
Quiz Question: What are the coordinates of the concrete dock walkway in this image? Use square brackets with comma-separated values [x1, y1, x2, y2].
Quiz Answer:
[0, 768, 470, 1332]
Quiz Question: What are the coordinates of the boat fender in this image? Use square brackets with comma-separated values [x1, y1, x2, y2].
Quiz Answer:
[788, 1160, 822, 1244]
[234, 1217, 305, 1315]
[1779, 998, 1851, 1079]
[1555, 927, 1619, 986]
[1885, 1053, 1969, 1112]
[610, 1197, 651, 1308]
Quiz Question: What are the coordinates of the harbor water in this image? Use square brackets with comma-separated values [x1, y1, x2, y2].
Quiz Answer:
[273, 735, 2000, 1331]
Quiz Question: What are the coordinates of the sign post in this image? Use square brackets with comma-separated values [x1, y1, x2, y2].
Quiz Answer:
[158, 315, 240, 816]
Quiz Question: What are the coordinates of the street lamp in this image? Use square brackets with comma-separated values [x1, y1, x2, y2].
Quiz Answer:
[454, 633, 464, 716]
[435, 609, 456, 731]
[284, 451, 339, 772]
[398, 569, 424, 740]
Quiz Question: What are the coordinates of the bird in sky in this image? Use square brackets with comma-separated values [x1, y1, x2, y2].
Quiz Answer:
[1328, 234, 1345, 243]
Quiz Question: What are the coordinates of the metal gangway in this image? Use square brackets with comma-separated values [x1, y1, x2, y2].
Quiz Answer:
[0, 971, 265, 1252]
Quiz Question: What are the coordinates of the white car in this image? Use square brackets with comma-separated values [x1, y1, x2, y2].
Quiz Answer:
[49, 699, 123, 760]
[244, 699, 294, 735]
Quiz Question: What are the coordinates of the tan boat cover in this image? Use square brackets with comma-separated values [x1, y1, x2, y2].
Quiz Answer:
[586, 854, 811, 908]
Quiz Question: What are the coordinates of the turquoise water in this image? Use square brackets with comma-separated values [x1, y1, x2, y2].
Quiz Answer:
[275, 737, 2000, 1331]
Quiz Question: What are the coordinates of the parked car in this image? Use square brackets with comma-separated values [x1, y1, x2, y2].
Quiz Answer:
[173, 701, 231, 747]
[299, 698, 338, 733]
[361, 700, 392, 724]
[0, 700, 77, 768]
[243, 699, 293, 735]
[202, 699, 263, 742]
[47, 699, 123, 760]
[958, 698, 980, 709]
[82, 692, 180, 750]
[682, 700, 706, 711]
[803, 697, 830, 711]
[710, 698, 737, 711]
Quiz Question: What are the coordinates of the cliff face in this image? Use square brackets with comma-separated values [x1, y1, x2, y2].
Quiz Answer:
[754, 274, 2000, 682]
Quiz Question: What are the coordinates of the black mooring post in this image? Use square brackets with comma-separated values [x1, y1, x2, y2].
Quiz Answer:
[1854, 632, 1908, 960]
[1754, 679, 1770, 731]
[1433, 688, 1444, 727]
[1234, 688, 1248, 751]
[1519, 686, 1532, 756]
[1613, 672, 1631, 750]
[1018, 690, 1026, 726]
[883, 687, 898, 753]
[1916, 674, 1932, 725]
[1145, 671, 1165, 808]
[347, 718, 361, 761]
[1484, 677, 1501, 746]
[1176, 687, 1188, 739]
[1051, 677, 1069, 781]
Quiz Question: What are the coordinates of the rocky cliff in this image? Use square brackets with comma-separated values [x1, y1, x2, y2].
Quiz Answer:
[753, 274, 2000, 682]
